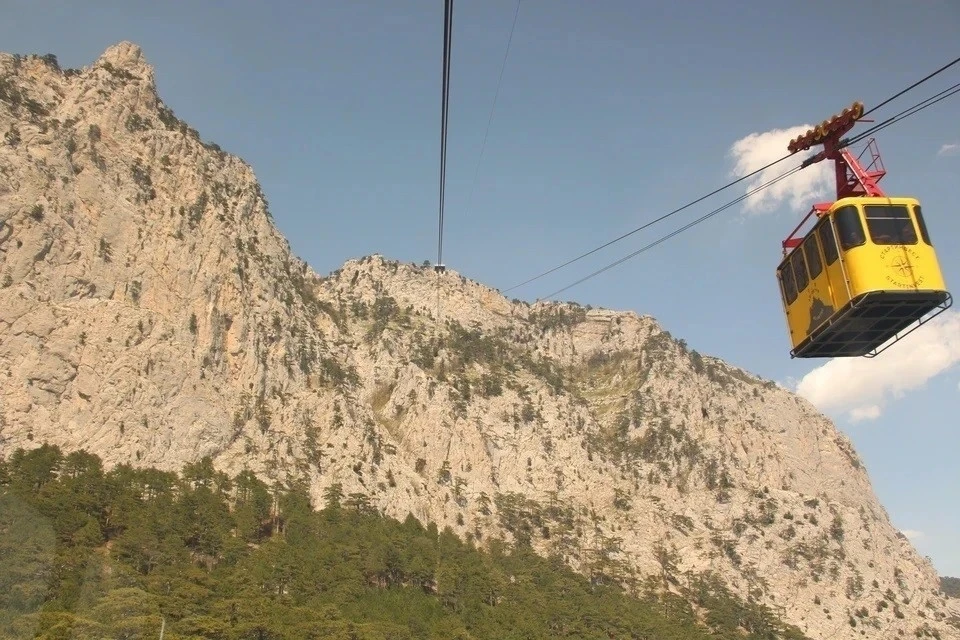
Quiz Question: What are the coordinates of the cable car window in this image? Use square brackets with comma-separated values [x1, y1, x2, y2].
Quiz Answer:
[780, 264, 797, 305]
[817, 220, 839, 265]
[803, 236, 823, 279]
[913, 205, 932, 245]
[864, 204, 917, 245]
[834, 205, 865, 250]
[791, 249, 808, 293]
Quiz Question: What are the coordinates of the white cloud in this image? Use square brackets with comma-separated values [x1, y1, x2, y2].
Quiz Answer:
[794, 310, 960, 422]
[727, 124, 833, 215]
[848, 405, 882, 423]
[901, 529, 925, 541]
[938, 143, 959, 157]
[780, 375, 800, 391]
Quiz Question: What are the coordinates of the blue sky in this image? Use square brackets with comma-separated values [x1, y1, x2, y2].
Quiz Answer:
[3, 0, 959, 575]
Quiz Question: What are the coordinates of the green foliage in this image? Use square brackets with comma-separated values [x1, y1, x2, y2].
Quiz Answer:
[527, 305, 587, 334]
[129, 279, 142, 304]
[408, 319, 561, 399]
[125, 113, 151, 132]
[0, 445, 810, 640]
[0, 73, 48, 118]
[830, 514, 845, 542]
[4, 124, 21, 146]
[444, 322, 511, 371]
[130, 158, 156, 201]
[364, 294, 409, 344]
[941, 576, 960, 598]
[188, 191, 208, 228]
[587, 400, 706, 488]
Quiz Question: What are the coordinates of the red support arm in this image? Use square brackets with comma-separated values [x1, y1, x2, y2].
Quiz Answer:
[780, 101, 887, 253]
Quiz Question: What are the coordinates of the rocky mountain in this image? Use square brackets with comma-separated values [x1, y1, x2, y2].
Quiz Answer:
[1, 42, 957, 640]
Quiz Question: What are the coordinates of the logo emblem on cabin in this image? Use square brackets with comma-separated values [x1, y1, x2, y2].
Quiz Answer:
[889, 255, 913, 278]
[883, 250, 923, 288]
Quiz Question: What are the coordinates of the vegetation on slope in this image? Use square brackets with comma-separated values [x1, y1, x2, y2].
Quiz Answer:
[0, 444, 811, 639]
[943, 577, 960, 598]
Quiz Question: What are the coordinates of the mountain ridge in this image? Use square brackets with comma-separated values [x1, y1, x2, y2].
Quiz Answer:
[1, 41, 957, 640]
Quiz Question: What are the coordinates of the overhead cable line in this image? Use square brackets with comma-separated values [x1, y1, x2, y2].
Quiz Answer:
[859, 55, 960, 118]
[537, 166, 805, 301]
[842, 81, 960, 148]
[437, 0, 454, 270]
[504, 53, 960, 295]
[435, 0, 454, 321]
[501, 149, 796, 293]
[462, 0, 522, 221]
[535, 81, 960, 302]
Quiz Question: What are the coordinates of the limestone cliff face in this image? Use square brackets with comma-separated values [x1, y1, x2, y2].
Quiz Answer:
[1, 42, 956, 640]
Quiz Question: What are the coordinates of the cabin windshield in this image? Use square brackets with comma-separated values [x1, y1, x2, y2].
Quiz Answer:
[913, 205, 932, 245]
[791, 249, 808, 293]
[834, 205, 865, 250]
[779, 262, 797, 304]
[816, 220, 839, 265]
[802, 236, 822, 279]
[864, 204, 918, 245]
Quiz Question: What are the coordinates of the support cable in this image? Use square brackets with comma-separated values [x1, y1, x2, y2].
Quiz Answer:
[504, 54, 960, 295]
[535, 82, 960, 301]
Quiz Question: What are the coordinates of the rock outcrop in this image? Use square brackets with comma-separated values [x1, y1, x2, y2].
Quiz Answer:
[1, 42, 956, 639]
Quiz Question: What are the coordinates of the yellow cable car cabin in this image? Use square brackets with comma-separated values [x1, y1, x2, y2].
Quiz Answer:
[777, 196, 951, 358]
[776, 101, 952, 358]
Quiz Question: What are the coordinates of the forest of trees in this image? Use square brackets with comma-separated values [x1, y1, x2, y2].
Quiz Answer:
[942, 577, 960, 599]
[0, 444, 811, 639]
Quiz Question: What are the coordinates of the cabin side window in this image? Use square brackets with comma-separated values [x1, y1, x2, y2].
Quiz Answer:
[833, 205, 865, 250]
[864, 204, 918, 245]
[817, 219, 839, 265]
[803, 235, 823, 279]
[913, 205, 932, 246]
[791, 249, 808, 293]
[779, 263, 797, 305]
